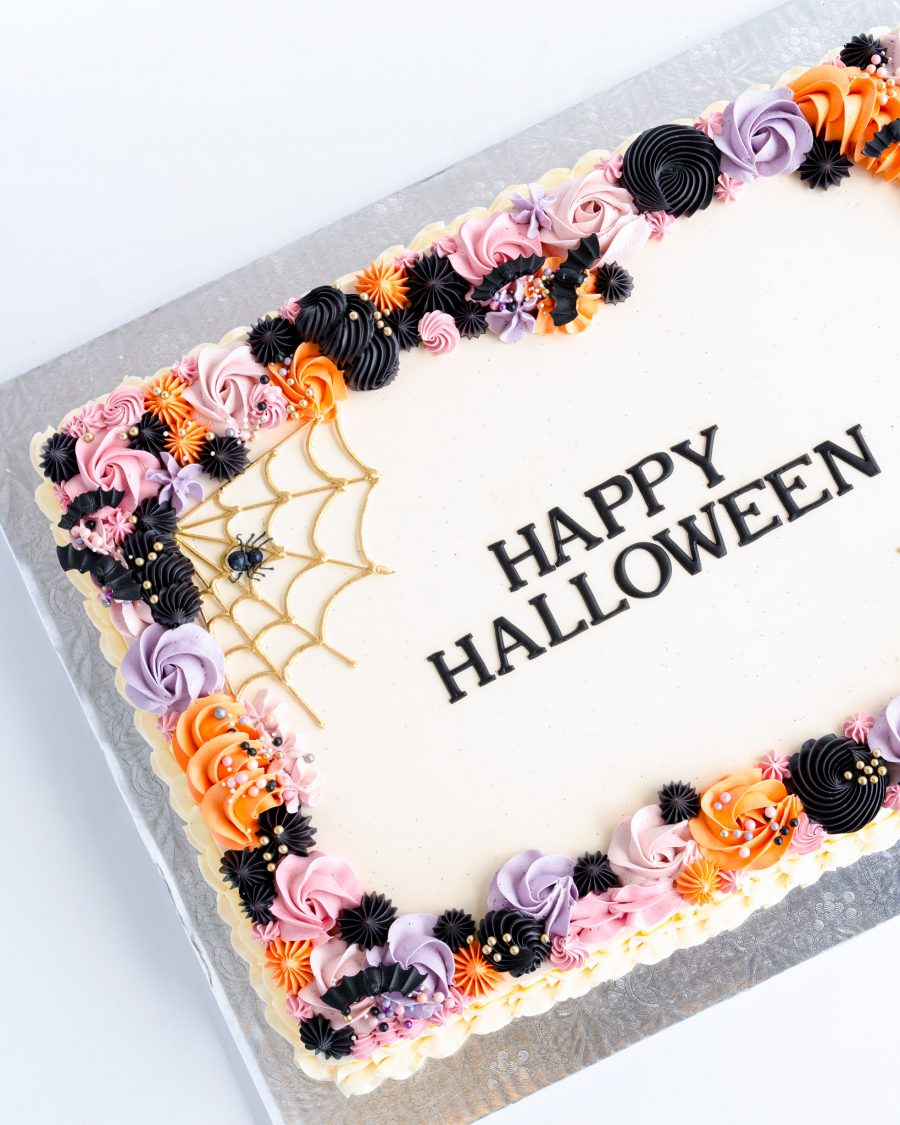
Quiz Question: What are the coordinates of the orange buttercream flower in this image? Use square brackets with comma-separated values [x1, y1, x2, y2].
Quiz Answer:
[171, 693, 257, 773]
[355, 259, 410, 312]
[186, 729, 266, 804]
[265, 938, 314, 993]
[165, 417, 208, 464]
[788, 65, 900, 177]
[453, 940, 502, 998]
[690, 768, 803, 872]
[144, 372, 191, 428]
[199, 769, 282, 851]
[267, 342, 348, 426]
[676, 859, 720, 904]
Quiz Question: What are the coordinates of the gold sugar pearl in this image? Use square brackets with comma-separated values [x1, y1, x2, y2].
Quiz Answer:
[487, 936, 497, 946]
[466, 934, 474, 945]
[149, 594, 158, 604]
[383, 325, 393, 337]
[141, 579, 150, 589]
[858, 776, 868, 785]
[273, 824, 284, 835]
[348, 310, 358, 321]
[844, 771, 853, 781]
[509, 944, 520, 955]
[502, 933, 512, 943]
[492, 953, 502, 963]
[856, 760, 865, 769]
[878, 766, 888, 776]
[128, 425, 139, 436]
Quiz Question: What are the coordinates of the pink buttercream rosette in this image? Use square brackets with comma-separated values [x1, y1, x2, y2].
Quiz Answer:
[270, 852, 362, 943]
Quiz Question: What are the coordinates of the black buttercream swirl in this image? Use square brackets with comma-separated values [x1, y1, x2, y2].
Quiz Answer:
[383, 306, 420, 350]
[620, 124, 720, 216]
[294, 285, 347, 346]
[299, 1014, 355, 1058]
[572, 851, 618, 897]
[434, 908, 476, 952]
[338, 892, 397, 950]
[256, 804, 316, 858]
[219, 846, 274, 895]
[787, 734, 886, 834]
[476, 909, 548, 977]
[121, 529, 176, 572]
[128, 413, 168, 456]
[319, 294, 376, 367]
[407, 253, 468, 317]
[343, 325, 400, 391]
[132, 497, 178, 539]
[40, 431, 78, 483]
[839, 32, 887, 69]
[148, 579, 202, 627]
[454, 302, 488, 339]
[199, 434, 249, 482]
[247, 315, 299, 365]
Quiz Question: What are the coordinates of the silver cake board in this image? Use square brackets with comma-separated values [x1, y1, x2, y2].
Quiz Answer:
[2, 2, 899, 1121]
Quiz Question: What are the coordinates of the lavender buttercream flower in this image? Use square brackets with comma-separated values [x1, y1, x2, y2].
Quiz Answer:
[488, 849, 576, 938]
[366, 913, 454, 1018]
[145, 452, 204, 515]
[712, 87, 813, 182]
[508, 183, 555, 238]
[485, 277, 538, 344]
[120, 622, 224, 714]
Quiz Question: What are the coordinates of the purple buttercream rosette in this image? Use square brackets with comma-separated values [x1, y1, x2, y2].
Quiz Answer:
[488, 849, 576, 938]
[120, 622, 225, 714]
[869, 696, 900, 781]
[712, 87, 814, 182]
[365, 913, 454, 1019]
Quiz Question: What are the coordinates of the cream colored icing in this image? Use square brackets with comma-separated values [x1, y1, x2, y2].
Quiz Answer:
[29, 28, 900, 1094]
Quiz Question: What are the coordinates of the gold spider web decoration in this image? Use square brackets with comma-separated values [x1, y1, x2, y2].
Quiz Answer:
[174, 412, 390, 727]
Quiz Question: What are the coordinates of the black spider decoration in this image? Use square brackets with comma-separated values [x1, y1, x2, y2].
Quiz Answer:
[226, 532, 275, 583]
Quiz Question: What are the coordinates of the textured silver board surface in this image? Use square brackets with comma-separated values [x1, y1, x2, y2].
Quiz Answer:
[2, 1, 899, 1121]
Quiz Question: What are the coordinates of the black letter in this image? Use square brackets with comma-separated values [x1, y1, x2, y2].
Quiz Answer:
[765, 454, 831, 522]
[671, 424, 726, 487]
[487, 524, 556, 593]
[652, 502, 727, 576]
[569, 571, 629, 625]
[584, 475, 634, 539]
[718, 479, 782, 546]
[547, 506, 603, 567]
[427, 635, 496, 704]
[613, 542, 672, 599]
[528, 592, 588, 646]
[494, 617, 547, 675]
[813, 425, 881, 496]
[626, 452, 674, 516]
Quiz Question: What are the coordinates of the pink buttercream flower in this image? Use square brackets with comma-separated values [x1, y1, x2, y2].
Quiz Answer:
[570, 884, 681, 949]
[607, 803, 695, 886]
[695, 110, 725, 137]
[758, 751, 791, 781]
[170, 354, 199, 385]
[52, 481, 73, 510]
[276, 297, 302, 324]
[241, 689, 298, 757]
[843, 711, 875, 743]
[63, 401, 106, 438]
[549, 932, 589, 970]
[108, 598, 154, 640]
[100, 386, 145, 430]
[593, 150, 624, 182]
[71, 428, 160, 510]
[418, 310, 460, 355]
[248, 380, 289, 429]
[251, 920, 281, 947]
[883, 784, 900, 812]
[448, 211, 543, 285]
[100, 505, 135, 546]
[716, 869, 745, 894]
[429, 236, 456, 258]
[184, 341, 267, 434]
[644, 210, 676, 240]
[789, 812, 825, 855]
[156, 710, 179, 740]
[270, 853, 362, 943]
[541, 170, 650, 261]
[285, 993, 314, 1022]
[714, 173, 745, 203]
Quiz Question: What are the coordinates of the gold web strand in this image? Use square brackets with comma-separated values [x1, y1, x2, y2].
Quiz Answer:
[174, 412, 390, 727]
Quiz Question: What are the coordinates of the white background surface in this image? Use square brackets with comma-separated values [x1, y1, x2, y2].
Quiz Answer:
[1, 3, 897, 1123]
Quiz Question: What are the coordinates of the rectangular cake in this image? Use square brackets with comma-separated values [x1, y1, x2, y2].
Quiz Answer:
[29, 24, 900, 1095]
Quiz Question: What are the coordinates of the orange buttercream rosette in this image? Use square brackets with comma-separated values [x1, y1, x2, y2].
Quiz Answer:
[788, 64, 900, 179]
[170, 693, 257, 773]
[199, 770, 282, 851]
[268, 342, 347, 425]
[185, 729, 266, 804]
[265, 938, 314, 993]
[453, 940, 501, 998]
[689, 768, 802, 871]
[355, 258, 409, 312]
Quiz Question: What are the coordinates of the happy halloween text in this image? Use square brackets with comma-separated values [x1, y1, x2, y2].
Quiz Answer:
[425, 424, 881, 703]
